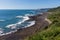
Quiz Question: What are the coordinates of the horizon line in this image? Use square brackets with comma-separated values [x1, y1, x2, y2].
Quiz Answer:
[0, 6, 59, 10]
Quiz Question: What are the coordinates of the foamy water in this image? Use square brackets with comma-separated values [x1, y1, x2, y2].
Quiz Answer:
[24, 21, 35, 28]
[0, 9, 47, 36]
[0, 14, 35, 36]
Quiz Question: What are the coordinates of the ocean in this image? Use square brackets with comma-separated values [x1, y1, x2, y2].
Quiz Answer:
[0, 9, 47, 36]
[0, 10, 39, 36]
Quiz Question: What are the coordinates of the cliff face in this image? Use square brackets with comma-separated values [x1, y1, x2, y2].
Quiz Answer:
[0, 12, 50, 40]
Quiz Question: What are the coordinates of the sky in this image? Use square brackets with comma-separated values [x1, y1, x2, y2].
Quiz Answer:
[0, 0, 60, 9]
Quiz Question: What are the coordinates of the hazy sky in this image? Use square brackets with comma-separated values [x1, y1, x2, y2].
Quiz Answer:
[0, 0, 60, 9]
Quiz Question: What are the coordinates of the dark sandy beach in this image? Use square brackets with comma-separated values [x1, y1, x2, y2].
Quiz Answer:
[0, 12, 51, 40]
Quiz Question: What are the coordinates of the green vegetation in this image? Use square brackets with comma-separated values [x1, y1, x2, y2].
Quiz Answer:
[25, 6, 60, 40]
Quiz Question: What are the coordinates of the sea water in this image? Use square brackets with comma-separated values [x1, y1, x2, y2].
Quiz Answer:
[0, 10, 37, 36]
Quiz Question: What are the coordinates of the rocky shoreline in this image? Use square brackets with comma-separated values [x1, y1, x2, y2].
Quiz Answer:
[0, 12, 51, 40]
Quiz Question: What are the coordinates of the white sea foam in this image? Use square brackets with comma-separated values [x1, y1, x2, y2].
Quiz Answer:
[0, 30, 17, 36]
[25, 14, 34, 16]
[6, 15, 30, 29]
[0, 14, 35, 36]
[16, 16, 23, 18]
[0, 28, 4, 36]
[16, 16, 30, 24]
[24, 21, 35, 28]
[2, 21, 35, 36]
[0, 16, 29, 36]
[6, 24, 17, 29]
[4, 30, 17, 35]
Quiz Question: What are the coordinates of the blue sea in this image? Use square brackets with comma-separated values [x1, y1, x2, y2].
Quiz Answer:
[0, 10, 39, 36]
[0, 9, 47, 36]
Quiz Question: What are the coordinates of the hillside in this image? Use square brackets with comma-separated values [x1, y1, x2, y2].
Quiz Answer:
[25, 7, 60, 40]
